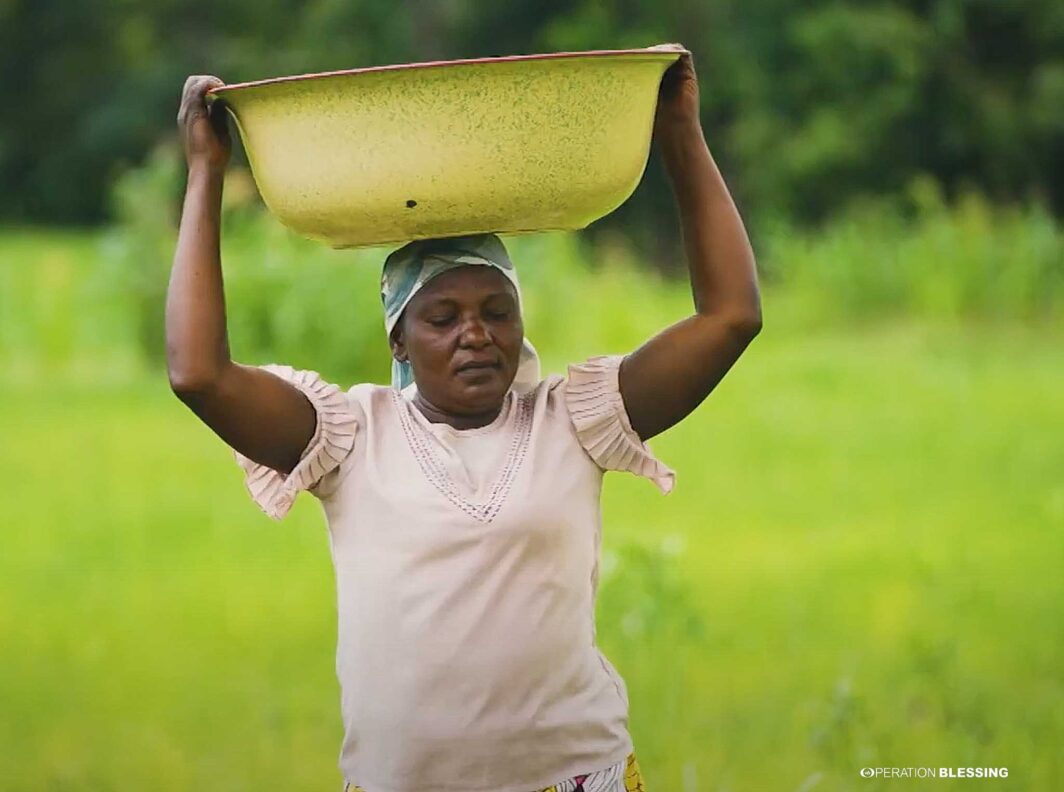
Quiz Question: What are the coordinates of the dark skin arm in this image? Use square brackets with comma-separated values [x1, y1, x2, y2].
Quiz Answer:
[168, 75, 316, 474]
[618, 46, 762, 441]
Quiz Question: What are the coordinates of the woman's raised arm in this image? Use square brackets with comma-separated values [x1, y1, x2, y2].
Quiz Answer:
[618, 49, 762, 441]
[167, 75, 316, 475]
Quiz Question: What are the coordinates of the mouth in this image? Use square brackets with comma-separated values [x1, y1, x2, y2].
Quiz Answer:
[455, 361, 501, 374]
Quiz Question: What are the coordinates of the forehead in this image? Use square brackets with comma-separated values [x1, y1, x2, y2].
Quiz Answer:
[412, 265, 516, 305]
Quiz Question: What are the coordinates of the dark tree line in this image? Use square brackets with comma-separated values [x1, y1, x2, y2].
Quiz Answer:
[3, 0, 1062, 255]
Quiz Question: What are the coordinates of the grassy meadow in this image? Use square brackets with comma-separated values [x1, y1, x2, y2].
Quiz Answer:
[1, 219, 1061, 790]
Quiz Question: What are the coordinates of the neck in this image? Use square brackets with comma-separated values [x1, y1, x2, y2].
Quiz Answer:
[412, 391, 505, 430]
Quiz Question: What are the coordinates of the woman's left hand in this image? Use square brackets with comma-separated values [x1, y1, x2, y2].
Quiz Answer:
[652, 44, 701, 141]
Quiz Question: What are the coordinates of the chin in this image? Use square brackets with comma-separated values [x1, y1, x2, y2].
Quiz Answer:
[451, 371, 512, 408]
[456, 380, 506, 406]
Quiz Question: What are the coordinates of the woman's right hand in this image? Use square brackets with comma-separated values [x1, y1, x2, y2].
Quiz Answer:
[177, 75, 231, 174]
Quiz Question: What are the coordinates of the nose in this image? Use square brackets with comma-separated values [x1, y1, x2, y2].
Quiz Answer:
[457, 315, 492, 347]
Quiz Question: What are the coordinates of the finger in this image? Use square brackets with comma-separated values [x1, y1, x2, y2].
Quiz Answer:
[208, 99, 230, 140]
[201, 76, 225, 97]
[649, 42, 686, 52]
[178, 76, 224, 123]
[179, 76, 207, 117]
[661, 57, 684, 83]
[182, 75, 223, 102]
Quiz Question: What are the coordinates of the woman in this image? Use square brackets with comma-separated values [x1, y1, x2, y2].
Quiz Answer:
[169, 48, 760, 792]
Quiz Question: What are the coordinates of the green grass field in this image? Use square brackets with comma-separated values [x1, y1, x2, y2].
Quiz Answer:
[1, 229, 1061, 790]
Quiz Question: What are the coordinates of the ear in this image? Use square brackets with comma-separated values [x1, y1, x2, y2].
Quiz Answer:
[390, 326, 408, 363]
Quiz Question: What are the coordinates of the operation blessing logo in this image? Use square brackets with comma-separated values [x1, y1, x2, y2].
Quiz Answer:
[859, 767, 1009, 779]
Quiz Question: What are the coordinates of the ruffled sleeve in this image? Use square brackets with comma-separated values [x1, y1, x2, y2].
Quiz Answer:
[564, 354, 676, 494]
[233, 364, 359, 520]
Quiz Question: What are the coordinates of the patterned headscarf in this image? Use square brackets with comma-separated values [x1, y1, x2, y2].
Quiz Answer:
[381, 234, 541, 395]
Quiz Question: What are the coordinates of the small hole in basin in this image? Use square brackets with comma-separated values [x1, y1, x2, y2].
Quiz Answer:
[406, 199, 417, 208]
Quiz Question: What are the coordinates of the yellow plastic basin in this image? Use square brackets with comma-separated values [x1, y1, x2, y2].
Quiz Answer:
[208, 46, 684, 249]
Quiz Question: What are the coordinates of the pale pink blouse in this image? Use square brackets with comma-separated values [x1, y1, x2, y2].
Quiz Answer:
[234, 354, 675, 792]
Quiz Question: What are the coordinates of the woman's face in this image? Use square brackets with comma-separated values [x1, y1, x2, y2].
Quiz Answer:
[390, 266, 524, 414]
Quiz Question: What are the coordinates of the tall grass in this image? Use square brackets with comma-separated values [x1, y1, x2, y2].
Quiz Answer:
[2, 320, 1061, 789]
[1, 159, 1062, 787]
[761, 178, 1064, 326]
[4, 146, 1059, 388]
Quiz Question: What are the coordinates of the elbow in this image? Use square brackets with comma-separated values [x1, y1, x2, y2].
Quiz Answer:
[167, 363, 224, 399]
[166, 341, 229, 398]
[168, 371, 212, 400]
[697, 291, 763, 343]
[722, 306, 763, 343]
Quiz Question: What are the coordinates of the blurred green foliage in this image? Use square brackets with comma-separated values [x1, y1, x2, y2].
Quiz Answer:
[2, 4, 1062, 780]
[762, 177, 1064, 325]
[3, 0, 1063, 261]
[1, 153, 1061, 784]
[2, 279, 1061, 788]
[55, 142, 1056, 380]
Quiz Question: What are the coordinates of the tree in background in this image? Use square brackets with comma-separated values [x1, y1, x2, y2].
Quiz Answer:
[3, 0, 1062, 262]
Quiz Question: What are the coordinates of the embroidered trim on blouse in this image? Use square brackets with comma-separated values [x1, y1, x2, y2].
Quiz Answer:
[391, 389, 536, 524]
[565, 355, 676, 494]
[234, 364, 359, 520]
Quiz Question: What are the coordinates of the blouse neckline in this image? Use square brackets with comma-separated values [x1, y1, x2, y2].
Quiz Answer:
[390, 387, 536, 524]
[401, 388, 515, 437]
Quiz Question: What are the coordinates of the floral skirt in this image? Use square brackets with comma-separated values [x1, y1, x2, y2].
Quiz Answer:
[343, 752, 646, 792]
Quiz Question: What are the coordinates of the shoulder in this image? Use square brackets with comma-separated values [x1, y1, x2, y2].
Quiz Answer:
[344, 381, 391, 410]
[537, 355, 676, 494]
[525, 356, 625, 419]
[341, 381, 415, 426]
[531, 355, 627, 425]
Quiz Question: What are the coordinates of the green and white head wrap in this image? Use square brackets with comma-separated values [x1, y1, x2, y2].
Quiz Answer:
[381, 233, 540, 395]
